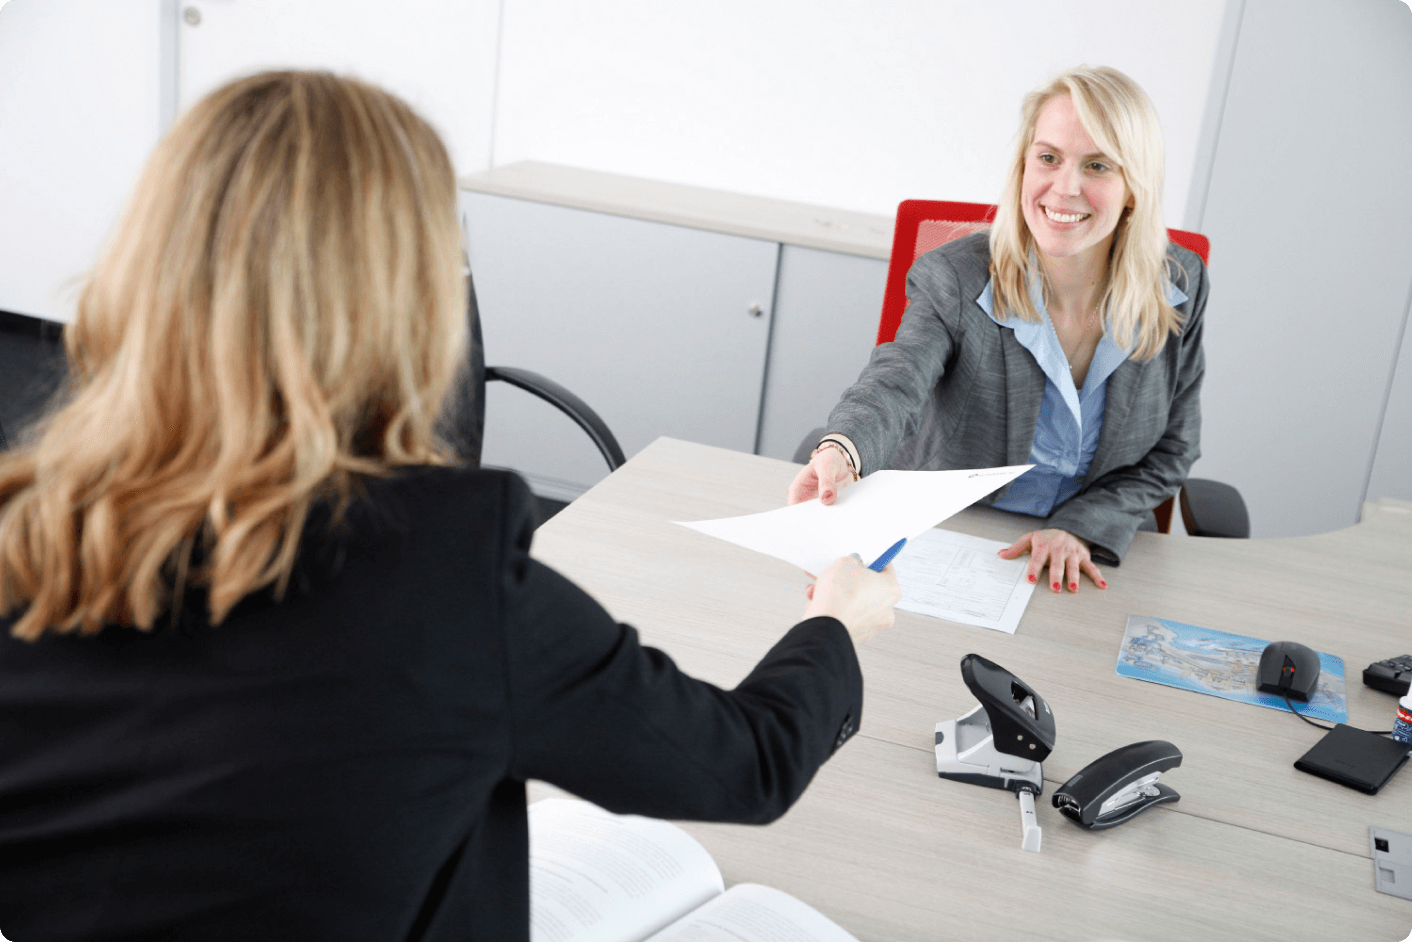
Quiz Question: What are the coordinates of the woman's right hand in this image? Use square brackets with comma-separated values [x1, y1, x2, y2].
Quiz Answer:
[786, 443, 855, 506]
[803, 556, 901, 646]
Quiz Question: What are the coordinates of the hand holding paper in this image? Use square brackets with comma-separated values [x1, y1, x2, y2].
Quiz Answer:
[803, 555, 901, 645]
[677, 465, 1033, 575]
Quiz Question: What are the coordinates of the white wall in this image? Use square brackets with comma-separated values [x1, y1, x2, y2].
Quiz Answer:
[0, 1, 1228, 322]
[493, 0, 1228, 225]
[0, 0, 500, 323]
[0, 0, 166, 322]
[1367, 311, 1412, 506]
[176, 0, 500, 175]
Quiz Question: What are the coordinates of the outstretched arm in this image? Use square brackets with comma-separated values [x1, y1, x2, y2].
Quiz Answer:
[502, 490, 896, 823]
[819, 251, 966, 484]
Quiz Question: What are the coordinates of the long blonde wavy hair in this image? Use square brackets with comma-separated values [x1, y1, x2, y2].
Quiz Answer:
[0, 71, 467, 640]
[988, 66, 1184, 361]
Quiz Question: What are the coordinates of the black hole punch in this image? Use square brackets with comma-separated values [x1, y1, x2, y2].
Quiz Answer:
[1376, 837, 1390, 853]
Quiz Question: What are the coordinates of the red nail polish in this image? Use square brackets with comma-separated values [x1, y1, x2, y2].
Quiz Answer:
[1099, 580, 1108, 588]
[1052, 582, 1060, 590]
[1069, 582, 1076, 590]
[1028, 575, 1036, 584]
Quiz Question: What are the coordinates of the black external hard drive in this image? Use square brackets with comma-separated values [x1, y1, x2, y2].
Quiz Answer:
[1293, 724, 1410, 795]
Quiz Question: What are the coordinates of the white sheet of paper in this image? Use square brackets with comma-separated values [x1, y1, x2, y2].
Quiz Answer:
[675, 465, 1032, 575]
[890, 528, 1036, 634]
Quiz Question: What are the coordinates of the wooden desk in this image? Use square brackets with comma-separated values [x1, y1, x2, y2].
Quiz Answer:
[530, 438, 1412, 941]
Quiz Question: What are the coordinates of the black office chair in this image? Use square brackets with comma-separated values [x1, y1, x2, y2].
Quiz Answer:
[0, 286, 620, 524]
[0, 310, 67, 454]
[1174, 479, 1249, 539]
[441, 273, 625, 524]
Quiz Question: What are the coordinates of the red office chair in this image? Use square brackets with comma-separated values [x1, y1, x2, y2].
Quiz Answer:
[878, 200, 1210, 345]
[797, 199, 1246, 539]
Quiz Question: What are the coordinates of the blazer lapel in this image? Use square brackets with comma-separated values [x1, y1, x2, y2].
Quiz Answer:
[1001, 329, 1045, 466]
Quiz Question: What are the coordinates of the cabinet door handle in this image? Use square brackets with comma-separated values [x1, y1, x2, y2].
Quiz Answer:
[748, 303, 764, 318]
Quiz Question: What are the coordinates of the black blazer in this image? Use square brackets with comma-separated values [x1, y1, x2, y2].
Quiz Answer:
[0, 468, 862, 941]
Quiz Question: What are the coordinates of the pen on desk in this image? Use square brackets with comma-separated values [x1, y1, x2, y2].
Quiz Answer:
[866, 538, 907, 572]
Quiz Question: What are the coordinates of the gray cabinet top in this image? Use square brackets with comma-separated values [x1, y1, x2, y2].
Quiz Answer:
[459, 161, 893, 260]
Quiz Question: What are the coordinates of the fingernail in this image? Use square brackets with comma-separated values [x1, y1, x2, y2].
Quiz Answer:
[1099, 580, 1108, 588]
[1052, 582, 1060, 591]
[1069, 582, 1077, 591]
[1028, 575, 1036, 584]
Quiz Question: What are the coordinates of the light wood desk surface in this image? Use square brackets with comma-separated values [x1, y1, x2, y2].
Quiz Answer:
[530, 438, 1412, 941]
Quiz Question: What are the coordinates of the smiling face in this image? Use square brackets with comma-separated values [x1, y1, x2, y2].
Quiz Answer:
[1020, 94, 1133, 272]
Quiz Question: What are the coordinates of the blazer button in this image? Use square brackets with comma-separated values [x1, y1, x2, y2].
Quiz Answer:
[834, 714, 856, 750]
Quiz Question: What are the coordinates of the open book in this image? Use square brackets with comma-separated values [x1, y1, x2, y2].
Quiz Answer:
[529, 799, 859, 942]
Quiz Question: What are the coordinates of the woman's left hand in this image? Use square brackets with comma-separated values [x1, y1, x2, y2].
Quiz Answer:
[998, 529, 1107, 593]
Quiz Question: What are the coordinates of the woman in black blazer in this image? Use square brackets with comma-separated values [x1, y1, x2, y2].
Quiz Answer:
[0, 72, 898, 941]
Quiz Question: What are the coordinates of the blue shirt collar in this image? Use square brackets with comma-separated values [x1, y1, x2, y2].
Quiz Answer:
[976, 273, 1187, 419]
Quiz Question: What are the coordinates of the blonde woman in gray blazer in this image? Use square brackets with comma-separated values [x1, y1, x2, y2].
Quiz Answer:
[789, 66, 1206, 595]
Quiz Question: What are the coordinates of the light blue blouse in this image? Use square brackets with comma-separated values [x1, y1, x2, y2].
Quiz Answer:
[979, 276, 1188, 518]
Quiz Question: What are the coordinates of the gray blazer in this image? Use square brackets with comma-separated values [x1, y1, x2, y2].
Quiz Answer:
[827, 232, 1207, 563]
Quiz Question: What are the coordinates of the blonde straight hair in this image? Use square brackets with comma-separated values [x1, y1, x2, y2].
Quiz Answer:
[988, 66, 1184, 361]
[0, 71, 467, 640]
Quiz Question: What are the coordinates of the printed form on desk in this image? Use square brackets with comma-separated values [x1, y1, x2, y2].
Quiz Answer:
[676, 465, 1036, 633]
[890, 528, 1036, 633]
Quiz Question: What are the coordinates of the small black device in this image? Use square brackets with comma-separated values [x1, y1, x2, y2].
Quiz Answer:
[1256, 640, 1321, 702]
[1293, 724, 1410, 795]
[1363, 655, 1412, 697]
[1053, 741, 1183, 830]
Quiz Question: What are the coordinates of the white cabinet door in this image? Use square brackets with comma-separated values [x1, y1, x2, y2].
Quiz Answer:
[463, 192, 779, 499]
[756, 245, 886, 462]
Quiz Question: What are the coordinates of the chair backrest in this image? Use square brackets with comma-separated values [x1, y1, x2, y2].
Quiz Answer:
[876, 199, 1212, 345]
[431, 274, 487, 465]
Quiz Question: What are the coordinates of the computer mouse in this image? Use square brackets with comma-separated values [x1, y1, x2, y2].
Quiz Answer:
[1256, 640, 1321, 702]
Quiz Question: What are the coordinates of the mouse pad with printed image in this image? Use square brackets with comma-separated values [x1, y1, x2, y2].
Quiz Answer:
[1116, 615, 1348, 724]
[1294, 724, 1410, 794]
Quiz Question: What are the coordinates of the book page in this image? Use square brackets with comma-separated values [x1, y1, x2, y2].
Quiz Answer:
[643, 884, 860, 942]
[890, 528, 1036, 633]
[529, 799, 725, 942]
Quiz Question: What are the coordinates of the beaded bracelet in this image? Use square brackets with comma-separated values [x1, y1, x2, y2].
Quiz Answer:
[811, 438, 859, 482]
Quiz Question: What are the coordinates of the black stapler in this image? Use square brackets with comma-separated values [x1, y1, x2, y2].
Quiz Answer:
[935, 654, 1056, 852]
[1052, 740, 1183, 830]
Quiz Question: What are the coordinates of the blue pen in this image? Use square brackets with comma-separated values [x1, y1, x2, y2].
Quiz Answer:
[868, 538, 907, 572]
